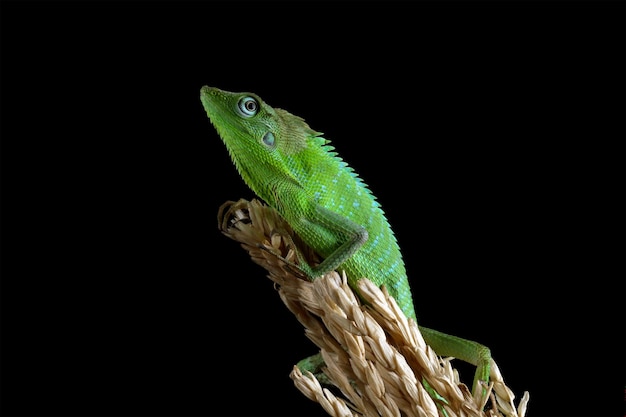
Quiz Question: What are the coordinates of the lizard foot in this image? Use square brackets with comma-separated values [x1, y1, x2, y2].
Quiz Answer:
[296, 352, 333, 387]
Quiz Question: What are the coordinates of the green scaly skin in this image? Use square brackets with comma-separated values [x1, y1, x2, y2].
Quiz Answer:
[200, 86, 491, 401]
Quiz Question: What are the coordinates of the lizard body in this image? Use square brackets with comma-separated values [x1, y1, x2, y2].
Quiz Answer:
[200, 86, 491, 399]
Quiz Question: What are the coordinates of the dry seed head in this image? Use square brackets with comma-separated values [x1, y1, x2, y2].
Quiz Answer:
[218, 199, 529, 417]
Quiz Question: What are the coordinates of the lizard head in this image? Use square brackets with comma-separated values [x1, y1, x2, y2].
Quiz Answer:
[200, 86, 322, 204]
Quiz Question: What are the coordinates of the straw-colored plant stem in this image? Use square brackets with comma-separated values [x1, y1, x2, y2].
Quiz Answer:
[218, 198, 530, 417]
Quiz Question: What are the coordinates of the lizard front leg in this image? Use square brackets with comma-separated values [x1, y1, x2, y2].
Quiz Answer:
[295, 204, 368, 280]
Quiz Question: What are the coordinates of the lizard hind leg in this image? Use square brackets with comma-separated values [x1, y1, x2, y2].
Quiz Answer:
[296, 352, 333, 387]
[419, 326, 492, 400]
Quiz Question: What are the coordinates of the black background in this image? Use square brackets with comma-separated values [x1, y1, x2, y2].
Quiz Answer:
[1, 1, 624, 416]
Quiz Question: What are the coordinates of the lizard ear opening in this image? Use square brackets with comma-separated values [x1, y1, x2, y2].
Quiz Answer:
[262, 131, 276, 148]
[275, 108, 322, 154]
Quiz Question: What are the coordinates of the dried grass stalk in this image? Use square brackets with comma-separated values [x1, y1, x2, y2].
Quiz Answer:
[218, 198, 530, 417]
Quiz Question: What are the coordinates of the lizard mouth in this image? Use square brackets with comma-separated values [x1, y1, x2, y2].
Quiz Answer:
[200, 86, 223, 118]
[200, 87, 236, 134]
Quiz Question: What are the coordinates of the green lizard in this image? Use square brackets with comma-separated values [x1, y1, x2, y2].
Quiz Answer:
[200, 85, 492, 400]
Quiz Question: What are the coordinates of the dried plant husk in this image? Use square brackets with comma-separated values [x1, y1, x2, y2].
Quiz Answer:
[218, 198, 529, 417]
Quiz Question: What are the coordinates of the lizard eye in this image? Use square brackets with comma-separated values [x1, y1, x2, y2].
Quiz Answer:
[262, 131, 275, 148]
[238, 96, 258, 117]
